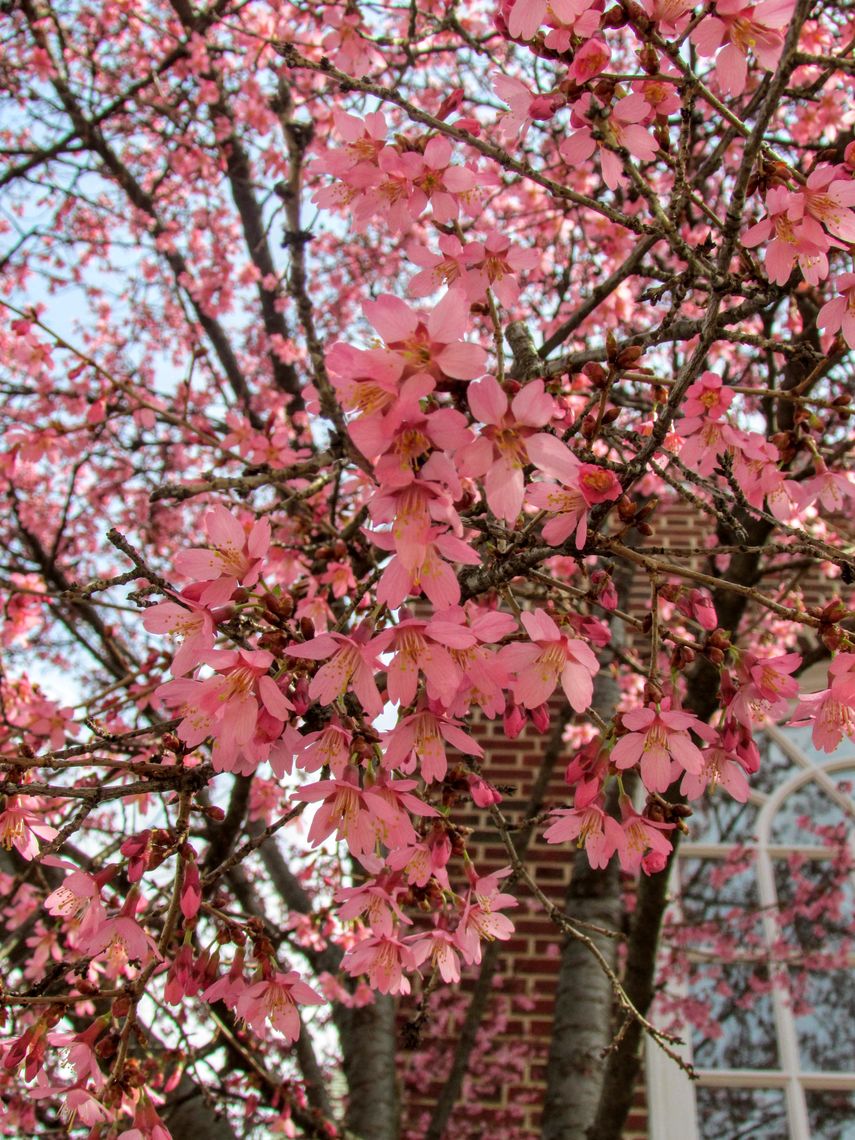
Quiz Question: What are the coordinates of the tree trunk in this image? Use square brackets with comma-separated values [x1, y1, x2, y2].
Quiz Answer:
[541, 672, 623, 1140]
[340, 996, 400, 1140]
[162, 1072, 239, 1139]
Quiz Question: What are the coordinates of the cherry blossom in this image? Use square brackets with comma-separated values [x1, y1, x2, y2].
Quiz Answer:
[611, 706, 706, 794]
[457, 376, 556, 523]
[235, 971, 323, 1042]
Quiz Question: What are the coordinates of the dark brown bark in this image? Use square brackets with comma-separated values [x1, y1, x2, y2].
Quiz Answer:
[161, 1072, 239, 1139]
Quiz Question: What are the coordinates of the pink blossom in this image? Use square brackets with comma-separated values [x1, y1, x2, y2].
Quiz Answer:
[677, 416, 739, 477]
[526, 433, 621, 548]
[407, 232, 472, 298]
[412, 135, 478, 224]
[559, 94, 657, 191]
[336, 875, 412, 936]
[235, 970, 323, 1042]
[791, 688, 855, 753]
[493, 73, 563, 142]
[174, 505, 270, 606]
[79, 915, 161, 974]
[407, 927, 462, 983]
[44, 867, 107, 938]
[158, 648, 292, 774]
[320, 7, 382, 77]
[142, 596, 215, 676]
[385, 827, 452, 889]
[384, 616, 463, 707]
[542, 0, 602, 48]
[691, 0, 796, 96]
[363, 290, 487, 383]
[383, 706, 482, 783]
[20, 698, 77, 751]
[275, 721, 353, 779]
[616, 796, 674, 875]
[544, 800, 624, 868]
[286, 624, 393, 720]
[681, 741, 751, 802]
[367, 403, 472, 487]
[743, 186, 831, 286]
[463, 231, 539, 307]
[468, 774, 504, 807]
[292, 767, 402, 856]
[639, 0, 695, 36]
[0, 796, 57, 860]
[502, 608, 599, 712]
[457, 376, 556, 523]
[374, 525, 480, 611]
[818, 273, 855, 348]
[611, 706, 705, 794]
[681, 371, 734, 423]
[728, 650, 801, 726]
[433, 604, 516, 720]
[325, 340, 410, 424]
[568, 38, 610, 85]
[30, 1081, 110, 1128]
[828, 652, 855, 705]
[800, 165, 855, 242]
[342, 932, 418, 994]
[455, 870, 517, 965]
[313, 109, 388, 179]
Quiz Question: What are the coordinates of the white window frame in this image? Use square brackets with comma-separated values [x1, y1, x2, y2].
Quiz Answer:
[647, 722, 855, 1140]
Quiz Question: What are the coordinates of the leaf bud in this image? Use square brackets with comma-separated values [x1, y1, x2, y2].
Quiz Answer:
[821, 598, 847, 623]
[638, 43, 659, 73]
[96, 1033, 120, 1060]
[635, 521, 654, 536]
[602, 4, 627, 25]
[616, 343, 644, 369]
[617, 494, 637, 521]
[582, 361, 608, 386]
[707, 628, 732, 651]
[299, 616, 315, 640]
[643, 680, 663, 703]
[602, 406, 621, 425]
[111, 996, 131, 1019]
[821, 626, 845, 652]
[671, 645, 695, 670]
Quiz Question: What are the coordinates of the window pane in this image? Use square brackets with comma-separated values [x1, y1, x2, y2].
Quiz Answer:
[695, 1087, 788, 1139]
[770, 767, 855, 846]
[805, 1090, 855, 1140]
[753, 736, 799, 795]
[679, 856, 765, 951]
[780, 726, 855, 769]
[689, 962, 779, 1070]
[773, 859, 854, 956]
[686, 792, 759, 845]
[793, 969, 855, 1072]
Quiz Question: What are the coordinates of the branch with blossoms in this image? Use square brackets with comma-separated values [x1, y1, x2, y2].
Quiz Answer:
[2, 0, 855, 1136]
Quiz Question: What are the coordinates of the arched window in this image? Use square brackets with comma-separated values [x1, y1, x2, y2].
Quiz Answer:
[647, 724, 855, 1140]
